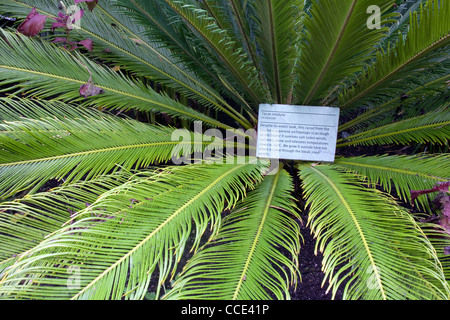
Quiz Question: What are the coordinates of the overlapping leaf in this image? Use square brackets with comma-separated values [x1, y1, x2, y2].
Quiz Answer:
[0, 162, 266, 300]
[0, 29, 226, 129]
[299, 164, 449, 300]
[165, 167, 301, 300]
[296, 0, 394, 105]
[340, 0, 450, 109]
[0, 98, 224, 198]
[334, 154, 450, 211]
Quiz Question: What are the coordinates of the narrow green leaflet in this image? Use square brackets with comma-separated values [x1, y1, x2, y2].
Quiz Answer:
[0, 98, 104, 121]
[299, 164, 449, 300]
[334, 154, 450, 211]
[0, 99, 223, 198]
[0, 29, 227, 129]
[165, 167, 301, 300]
[0, 162, 266, 300]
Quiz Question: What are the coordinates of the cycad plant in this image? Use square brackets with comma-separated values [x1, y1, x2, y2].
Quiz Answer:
[0, 0, 449, 300]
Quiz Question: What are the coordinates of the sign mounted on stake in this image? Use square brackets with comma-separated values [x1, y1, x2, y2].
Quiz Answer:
[257, 104, 340, 162]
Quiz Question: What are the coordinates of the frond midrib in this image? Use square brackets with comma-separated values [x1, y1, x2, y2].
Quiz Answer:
[0, 141, 185, 167]
[334, 158, 449, 182]
[309, 165, 387, 300]
[70, 163, 250, 300]
[341, 33, 450, 109]
[336, 119, 450, 147]
[232, 165, 282, 300]
[303, 0, 357, 105]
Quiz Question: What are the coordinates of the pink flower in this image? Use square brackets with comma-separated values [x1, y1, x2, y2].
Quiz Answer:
[17, 8, 47, 37]
[51, 8, 84, 31]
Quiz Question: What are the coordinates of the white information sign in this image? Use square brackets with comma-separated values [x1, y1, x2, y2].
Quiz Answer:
[257, 104, 340, 162]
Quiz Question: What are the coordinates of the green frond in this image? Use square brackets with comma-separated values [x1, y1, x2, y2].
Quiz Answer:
[334, 154, 450, 211]
[0, 0, 447, 302]
[165, 167, 301, 300]
[0, 171, 131, 264]
[339, 73, 450, 132]
[424, 225, 450, 283]
[196, 0, 269, 104]
[0, 97, 104, 121]
[336, 108, 450, 147]
[89, 0, 253, 128]
[340, 0, 450, 110]
[0, 162, 266, 300]
[298, 164, 449, 300]
[295, 0, 394, 105]
[160, 0, 265, 105]
[0, 98, 224, 198]
[0, 0, 251, 127]
[251, 0, 303, 104]
[0, 29, 227, 129]
[113, 0, 230, 89]
[211, 0, 259, 73]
